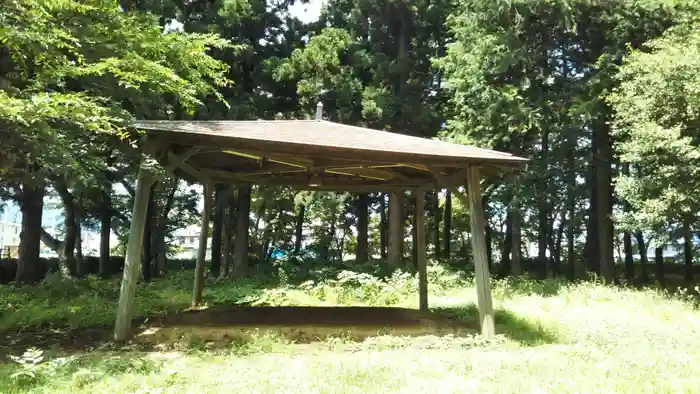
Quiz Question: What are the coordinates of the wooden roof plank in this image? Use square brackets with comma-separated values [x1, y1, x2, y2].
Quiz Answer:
[135, 119, 527, 189]
[134, 120, 528, 166]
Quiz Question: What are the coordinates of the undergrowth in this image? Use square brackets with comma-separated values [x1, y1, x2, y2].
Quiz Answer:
[1, 261, 697, 333]
[1, 261, 700, 393]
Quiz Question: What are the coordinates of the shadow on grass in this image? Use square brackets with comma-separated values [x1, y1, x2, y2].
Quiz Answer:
[0, 274, 276, 360]
[1, 304, 474, 361]
[432, 304, 560, 346]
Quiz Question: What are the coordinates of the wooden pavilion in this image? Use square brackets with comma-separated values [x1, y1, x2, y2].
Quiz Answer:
[115, 104, 528, 341]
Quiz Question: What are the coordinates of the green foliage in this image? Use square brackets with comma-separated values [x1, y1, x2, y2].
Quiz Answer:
[228, 331, 290, 356]
[437, 0, 688, 274]
[611, 18, 700, 232]
[274, 0, 449, 134]
[8, 348, 72, 388]
[0, 270, 263, 331]
[1, 0, 229, 182]
[1, 271, 699, 393]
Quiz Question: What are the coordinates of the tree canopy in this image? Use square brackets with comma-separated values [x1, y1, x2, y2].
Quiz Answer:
[2, 0, 700, 287]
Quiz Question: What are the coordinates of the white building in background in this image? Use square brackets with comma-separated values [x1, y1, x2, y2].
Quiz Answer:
[0, 207, 20, 258]
[172, 225, 210, 259]
[0, 220, 21, 258]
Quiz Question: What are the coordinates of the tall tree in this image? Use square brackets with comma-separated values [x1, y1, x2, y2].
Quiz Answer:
[611, 16, 700, 284]
[0, 0, 229, 282]
[438, 0, 681, 281]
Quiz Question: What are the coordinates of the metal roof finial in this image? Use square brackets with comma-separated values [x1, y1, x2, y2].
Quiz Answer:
[315, 101, 323, 120]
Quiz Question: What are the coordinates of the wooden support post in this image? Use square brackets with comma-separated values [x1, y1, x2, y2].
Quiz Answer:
[388, 190, 403, 268]
[466, 166, 496, 338]
[415, 188, 428, 311]
[192, 182, 213, 306]
[114, 160, 153, 341]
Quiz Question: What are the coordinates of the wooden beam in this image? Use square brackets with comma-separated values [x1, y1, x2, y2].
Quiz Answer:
[466, 165, 495, 338]
[219, 149, 311, 168]
[192, 181, 213, 306]
[324, 169, 387, 181]
[167, 151, 209, 183]
[168, 146, 202, 170]
[400, 163, 431, 172]
[234, 164, 401, 181]
[238, 169, 307, 177]
[325, 165, 408, 180]
[427, 168, 470, 207]
[201, 168, 434, 189]
[415, 187, 428, 311]
[114, 159, 154, 341]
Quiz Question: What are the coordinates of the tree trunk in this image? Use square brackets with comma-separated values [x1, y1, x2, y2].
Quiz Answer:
[548, 216, 563, 277]
[623, 230, 634, 282]
[356, 193, 369, 264]
[210, 185, 225, 277]
[294, 204, 305, 254]
[554, 220, 564, 276]
[55, 182, 77, 277]
[655, 245, 665, 287]
[510, 178, 522, 277]
[99, 205, 111, 277]
[261, 209, 276, 262]
[321, 210, 337, 262]
[621, 164, 634, 282]
[594, 119, 614, 284]
[537, 125, 550, 279]
[500, 211, 513, 277]
[537, 206, 548, 279]
[221, 192, 235, 277]
[485, 217, 493, 272]
[233, 185, 251, 278]
[416, 189, 427, 311]
[379, 192, 387, 260]
[388, 191, 404, 269]
[411, 204, 418, 271]
[443, 190, 452, 259]
[433, 189, 441, 258]
[584, 162, 599, 274]
[683, 222, 693, 282]
[154, 183, 176, 276]
[563, 59, 578, 281]
[141, 182, 156, 282]
[16, 182, 46, 284]
[40, 229, 63, 256]
[635, 232, 649, 283]
[568, 180, 582, 281]
[75, 214, 84, 276]
[336, 226, 347, 264]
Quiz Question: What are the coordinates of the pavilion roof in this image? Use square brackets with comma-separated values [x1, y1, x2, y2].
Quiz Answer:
[135, 119, 528, 191]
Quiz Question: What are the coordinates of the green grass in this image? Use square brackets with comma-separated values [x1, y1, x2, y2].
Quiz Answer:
[1, 266, 700, 393]
[0, 273, 268, 331]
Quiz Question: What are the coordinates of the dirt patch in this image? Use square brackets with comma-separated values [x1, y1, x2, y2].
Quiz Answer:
[0, 328, 112, 358]
[1, 306, 477, 358]
[149, 306, 468, 327]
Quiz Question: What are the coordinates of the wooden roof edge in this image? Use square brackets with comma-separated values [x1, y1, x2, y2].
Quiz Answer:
[316, 120, 528, 161]
[133, 120, 530, 166]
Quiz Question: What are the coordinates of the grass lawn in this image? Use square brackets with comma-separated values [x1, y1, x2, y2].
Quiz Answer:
[1, 267, 699, 393]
